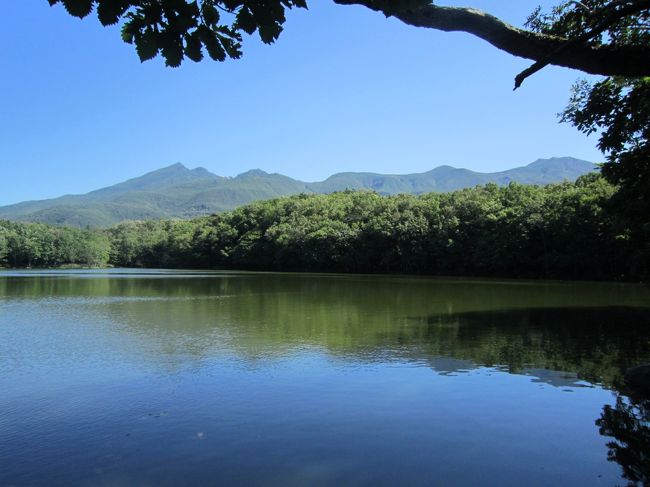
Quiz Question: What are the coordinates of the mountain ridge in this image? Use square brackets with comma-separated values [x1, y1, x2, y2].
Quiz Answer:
[0, 157, 598, 227]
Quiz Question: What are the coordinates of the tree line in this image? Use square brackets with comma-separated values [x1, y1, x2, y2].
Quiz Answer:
[1, 174, 647, 280]
[0, 220, 110, 268]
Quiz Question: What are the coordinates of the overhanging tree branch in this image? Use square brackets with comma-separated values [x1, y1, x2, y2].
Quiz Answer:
[333, 0, 650, 84]
[514, 0, 650, 89]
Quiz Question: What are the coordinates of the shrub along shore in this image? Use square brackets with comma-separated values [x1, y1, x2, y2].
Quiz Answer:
[1, 175, 647, 281]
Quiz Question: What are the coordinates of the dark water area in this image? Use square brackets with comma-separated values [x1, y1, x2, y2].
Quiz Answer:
[1, 270, 650, 486]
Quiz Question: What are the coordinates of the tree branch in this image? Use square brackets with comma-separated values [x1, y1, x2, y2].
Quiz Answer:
[514, 0, 650, 89]
[333, 1, 650, 82]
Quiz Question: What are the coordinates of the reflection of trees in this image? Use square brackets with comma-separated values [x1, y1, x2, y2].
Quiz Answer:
[597, 396, 650, 486]
[3, 273, 650, 388]
[412, 306, 650, 389]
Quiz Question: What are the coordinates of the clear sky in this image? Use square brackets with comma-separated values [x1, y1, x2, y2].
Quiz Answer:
[0, 1, 602, 206]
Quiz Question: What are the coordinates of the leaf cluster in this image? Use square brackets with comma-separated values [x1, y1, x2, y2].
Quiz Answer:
[525, 0, 650, 47]
[528, 1, 650, 252]
[48, 0, 307, 66]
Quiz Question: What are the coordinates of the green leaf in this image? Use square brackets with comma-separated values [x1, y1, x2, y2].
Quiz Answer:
[134, 29, 159, 62]
[97, 0, 129, 26]
[236, 8, 257, 35]
[218, 35, 242, 59]
[121, 18, 142, 43]
[202, 3, 219, 26]
[62, 0, 94, 18]
[205, 39, 226, 62]
[198, 26, 226, 61]
[258, 23, 282, 44]
[121, 22, 135, 43]
[184, 32, 203, 62]
[162, 43, 184, 67]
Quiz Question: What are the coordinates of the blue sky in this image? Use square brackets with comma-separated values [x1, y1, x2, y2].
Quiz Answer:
[0, 1, 602, 205]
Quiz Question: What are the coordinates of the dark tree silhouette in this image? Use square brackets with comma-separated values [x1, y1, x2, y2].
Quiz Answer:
[48, 1, 650, 85]
[597, 395, 650, 486]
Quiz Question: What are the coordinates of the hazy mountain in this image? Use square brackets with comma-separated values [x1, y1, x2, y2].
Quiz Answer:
[309, 157, 597, 193]
[0, 157, 597, 227]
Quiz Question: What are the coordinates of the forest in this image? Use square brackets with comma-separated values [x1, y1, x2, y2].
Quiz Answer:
[1, 173, 647, 281]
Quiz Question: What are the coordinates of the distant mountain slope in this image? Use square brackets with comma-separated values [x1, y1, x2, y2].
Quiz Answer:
[0, 157, 597, 227]
[308, 157, 597, 194]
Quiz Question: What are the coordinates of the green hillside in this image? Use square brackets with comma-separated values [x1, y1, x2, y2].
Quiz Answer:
[0, 157, 597, 227]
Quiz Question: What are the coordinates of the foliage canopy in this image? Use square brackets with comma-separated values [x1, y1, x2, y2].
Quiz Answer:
[4, 176, 648, 279]
[49, 0, 650, 83]
[48, 0, 308, 67]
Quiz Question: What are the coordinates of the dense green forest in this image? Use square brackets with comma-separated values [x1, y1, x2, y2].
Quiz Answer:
[0, 174, 647, 280]
[0, 221, 111, 268]
[0, 158, 594, 227]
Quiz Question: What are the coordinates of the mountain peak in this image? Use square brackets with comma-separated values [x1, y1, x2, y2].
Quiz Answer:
[157, 162, 189, 172]
[190, 166, 213, 176]
[429, 165, 462, 173]
[131, 162, 191, 180]
[0, 156, 596, 227]
[527, 156, 596, 168]
[237, 169, 269, 178]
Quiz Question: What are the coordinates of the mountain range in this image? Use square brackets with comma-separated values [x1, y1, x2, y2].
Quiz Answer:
[0, 157, 597, 227]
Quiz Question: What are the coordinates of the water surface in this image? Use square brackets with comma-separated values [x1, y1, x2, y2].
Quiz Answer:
[1, 270, 650, 486]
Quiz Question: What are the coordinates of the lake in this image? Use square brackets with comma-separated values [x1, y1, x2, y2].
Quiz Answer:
[1, 270, 649, 486]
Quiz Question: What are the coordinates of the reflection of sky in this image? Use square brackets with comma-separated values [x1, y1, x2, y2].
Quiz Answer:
[425, 357, 476, 376]
[422, 360, 594, 390]
[521, 368, 595, 388]
[0, 349, 623, 486]
[1, 272, 649, 485]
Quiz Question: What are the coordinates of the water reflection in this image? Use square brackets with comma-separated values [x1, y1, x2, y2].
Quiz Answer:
[597, 396, 650, 486]
[412, 306, 650, 388]
[1, 271, 650, 485]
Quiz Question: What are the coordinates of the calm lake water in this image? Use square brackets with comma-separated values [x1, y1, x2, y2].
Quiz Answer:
[1, 270, 650, 486]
